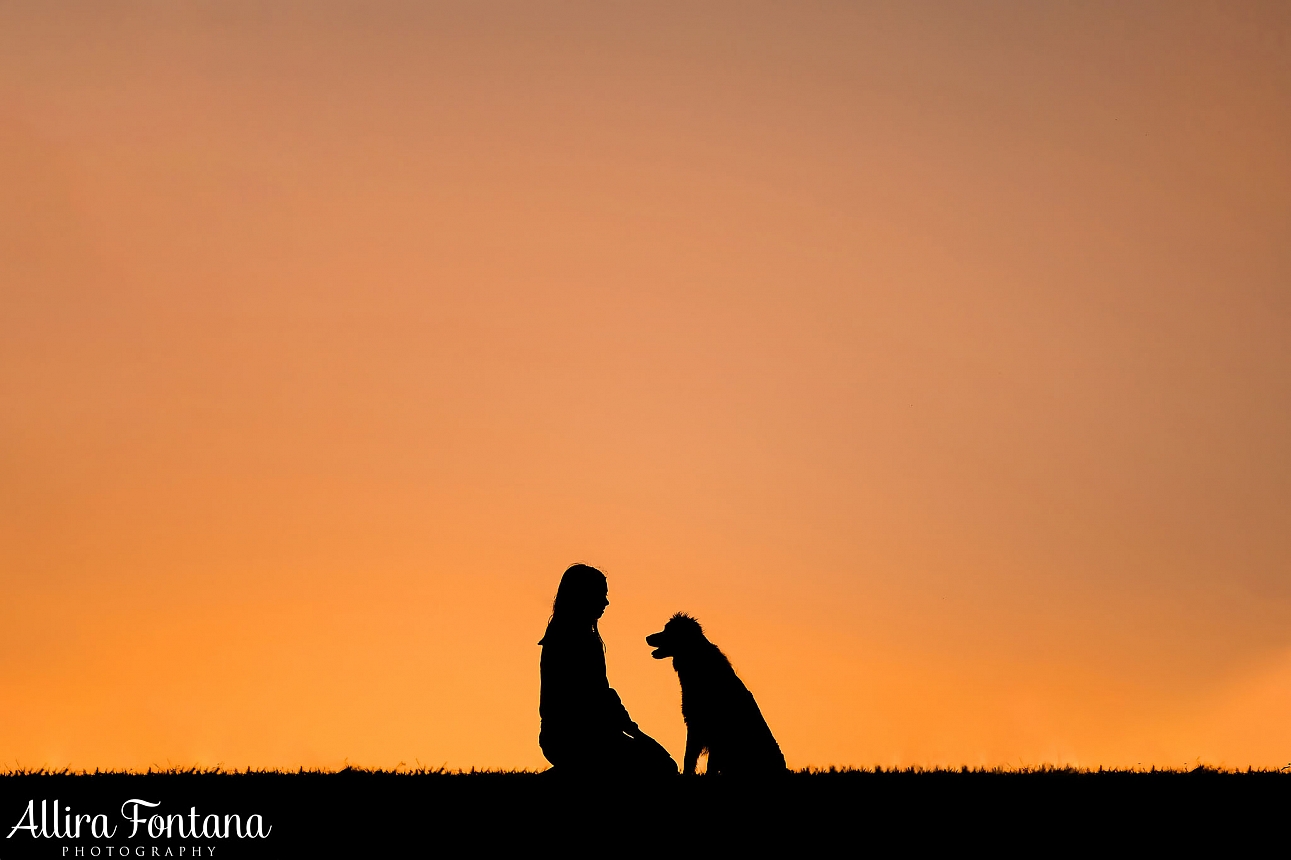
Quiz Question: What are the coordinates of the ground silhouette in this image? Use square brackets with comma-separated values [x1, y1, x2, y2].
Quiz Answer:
[1, 767, 1284, 854]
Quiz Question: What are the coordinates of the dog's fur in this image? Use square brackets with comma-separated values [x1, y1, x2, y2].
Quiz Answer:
[646, 613, 786, 776]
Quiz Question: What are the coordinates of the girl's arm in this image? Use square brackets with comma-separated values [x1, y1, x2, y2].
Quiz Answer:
[604, 685, 636, 731]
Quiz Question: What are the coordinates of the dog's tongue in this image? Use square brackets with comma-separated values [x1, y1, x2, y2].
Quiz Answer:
[650, 648, 665, 659]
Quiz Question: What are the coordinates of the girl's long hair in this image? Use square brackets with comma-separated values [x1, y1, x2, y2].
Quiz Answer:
[539, 563, 607, 648]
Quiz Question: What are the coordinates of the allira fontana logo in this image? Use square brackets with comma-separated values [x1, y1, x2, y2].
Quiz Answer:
[8, 798, 271, 850]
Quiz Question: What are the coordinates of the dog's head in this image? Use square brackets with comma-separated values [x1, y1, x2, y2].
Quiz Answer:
[646, 613, 705, 659]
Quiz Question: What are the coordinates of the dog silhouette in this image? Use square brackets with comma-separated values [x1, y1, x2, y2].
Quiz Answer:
[646, 613, 786, 775]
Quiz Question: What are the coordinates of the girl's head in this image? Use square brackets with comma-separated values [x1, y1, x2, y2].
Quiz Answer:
[541, 564, 609, 644]
[551, 563, 609, 624]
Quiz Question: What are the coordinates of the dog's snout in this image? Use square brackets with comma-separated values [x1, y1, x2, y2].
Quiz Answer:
[645, 632, 662, 645]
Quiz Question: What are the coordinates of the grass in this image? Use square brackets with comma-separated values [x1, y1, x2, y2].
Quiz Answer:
[3, 762, 1287, 776]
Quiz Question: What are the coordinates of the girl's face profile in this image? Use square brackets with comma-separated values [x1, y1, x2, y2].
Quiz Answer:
[591, 584, 609, 620]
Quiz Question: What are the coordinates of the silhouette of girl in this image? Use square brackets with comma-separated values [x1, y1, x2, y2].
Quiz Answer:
[539, 564, 677, 776]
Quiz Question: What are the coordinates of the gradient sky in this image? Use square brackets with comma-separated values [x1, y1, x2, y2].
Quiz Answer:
[2, 1, 1289, 771]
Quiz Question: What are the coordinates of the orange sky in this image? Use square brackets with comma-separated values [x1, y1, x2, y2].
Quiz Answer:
[2, 1, 1289, 771]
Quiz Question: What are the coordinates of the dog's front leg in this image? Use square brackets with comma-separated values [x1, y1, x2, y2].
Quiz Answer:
[683, 730, 703, 775]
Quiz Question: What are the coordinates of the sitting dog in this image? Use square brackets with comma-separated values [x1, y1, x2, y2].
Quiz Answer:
[646, 613, 786, 775]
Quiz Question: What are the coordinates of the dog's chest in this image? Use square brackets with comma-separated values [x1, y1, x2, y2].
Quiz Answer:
[674, 661, 733, 724]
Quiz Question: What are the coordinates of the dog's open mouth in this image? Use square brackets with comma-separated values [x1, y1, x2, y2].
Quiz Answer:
[650, 648, 666, 659]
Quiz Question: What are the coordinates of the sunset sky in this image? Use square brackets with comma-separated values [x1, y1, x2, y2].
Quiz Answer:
[2, 1, 1289, 771]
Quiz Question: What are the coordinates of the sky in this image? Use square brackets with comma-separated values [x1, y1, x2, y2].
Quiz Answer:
[2, 1, 1289, 772]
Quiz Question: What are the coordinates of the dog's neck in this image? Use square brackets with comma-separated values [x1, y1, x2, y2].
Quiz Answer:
[670, 639, 725, 675]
